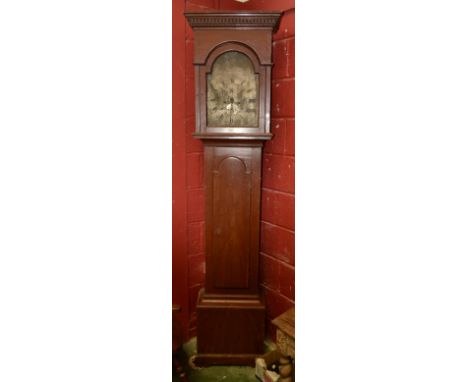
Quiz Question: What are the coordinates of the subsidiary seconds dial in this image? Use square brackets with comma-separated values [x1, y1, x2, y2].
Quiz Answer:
[207, 51, 259, 127]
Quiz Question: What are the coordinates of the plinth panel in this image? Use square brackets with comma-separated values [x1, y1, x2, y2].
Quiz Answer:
[197, 291, 265, 356]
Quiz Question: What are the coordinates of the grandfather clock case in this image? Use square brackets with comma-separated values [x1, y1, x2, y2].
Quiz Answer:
[185, 11, 282, 366]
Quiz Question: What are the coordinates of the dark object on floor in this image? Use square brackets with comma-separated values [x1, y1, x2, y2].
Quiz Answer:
[256, 350, 281, 381]
[173, 305, 189, 382]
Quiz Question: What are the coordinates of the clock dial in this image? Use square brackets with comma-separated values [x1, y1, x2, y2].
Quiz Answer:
[207, 51, 259, 127]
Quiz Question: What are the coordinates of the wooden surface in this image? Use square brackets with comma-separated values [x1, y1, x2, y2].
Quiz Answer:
[185, 10, 280, 365]
[204, 142, 262, 296]
[185, 11, 281, 139]
[272, 308, 295, 359]
[272, 308, 295, 381]
[197, 292, 265, 355]
[272, 307, 295, 339]
[184, 11, 281, 31]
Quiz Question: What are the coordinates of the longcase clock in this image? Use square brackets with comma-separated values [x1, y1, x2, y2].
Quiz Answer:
[185, 11, 282, 366]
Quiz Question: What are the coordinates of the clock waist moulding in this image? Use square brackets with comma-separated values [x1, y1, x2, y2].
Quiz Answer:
[185, 10, 282, 366]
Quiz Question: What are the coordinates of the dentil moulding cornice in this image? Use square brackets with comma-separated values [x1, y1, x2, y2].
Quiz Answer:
[185, 11, 281, 31]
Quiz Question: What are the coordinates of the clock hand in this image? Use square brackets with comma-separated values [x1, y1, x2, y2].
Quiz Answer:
[229, 103, 233, 125]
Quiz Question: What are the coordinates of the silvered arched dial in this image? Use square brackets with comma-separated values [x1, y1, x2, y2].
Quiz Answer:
[207, 51, 259, 127]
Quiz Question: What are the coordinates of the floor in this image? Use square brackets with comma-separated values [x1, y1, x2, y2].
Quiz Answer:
[172, 338, 263, 382]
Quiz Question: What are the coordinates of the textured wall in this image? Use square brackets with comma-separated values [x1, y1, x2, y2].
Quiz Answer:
[172, 0, 190, 341]
[184, 0, 206, 339]
[174, 0, 295, 341]
[261, 6, 295, 340]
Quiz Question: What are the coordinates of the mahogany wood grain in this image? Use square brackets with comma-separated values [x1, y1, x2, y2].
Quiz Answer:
[185, 11, 282, 366]
[204, 143, 262, 296]
[186, 11, 281, 138]
[197, 290, 265, 356]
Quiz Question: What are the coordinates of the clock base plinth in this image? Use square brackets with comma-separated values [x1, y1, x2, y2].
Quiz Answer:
[196, 289, 265, 366]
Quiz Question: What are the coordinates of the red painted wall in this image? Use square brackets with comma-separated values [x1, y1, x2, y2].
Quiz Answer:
[173, 0, 295, 341]
[173, 0, 190, 340]
[260, 6, 295, 340]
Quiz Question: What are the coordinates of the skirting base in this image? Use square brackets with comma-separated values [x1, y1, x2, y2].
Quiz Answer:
[193, 353, 258, 367]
